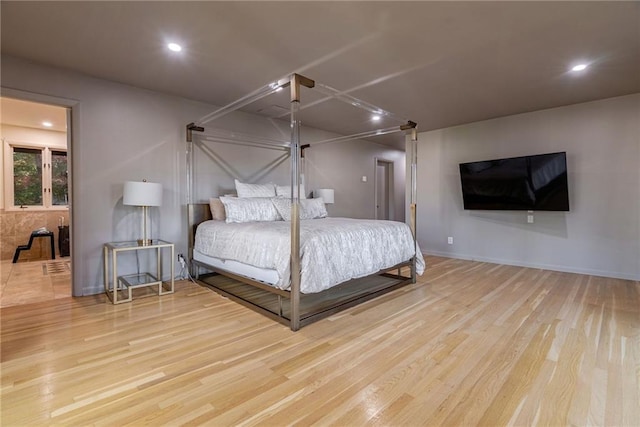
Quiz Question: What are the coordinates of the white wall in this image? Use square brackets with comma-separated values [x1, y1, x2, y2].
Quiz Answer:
[1, 55, 406, 295]
[413, 94, 640, 280]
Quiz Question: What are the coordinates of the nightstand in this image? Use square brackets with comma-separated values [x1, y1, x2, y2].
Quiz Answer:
[103, 239, 174, 304]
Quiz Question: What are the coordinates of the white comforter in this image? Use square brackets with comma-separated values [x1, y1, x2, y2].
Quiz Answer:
[194, 217, 425, 293]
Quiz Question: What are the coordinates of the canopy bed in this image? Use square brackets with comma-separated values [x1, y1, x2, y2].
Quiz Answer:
[186, 73, 421, 331]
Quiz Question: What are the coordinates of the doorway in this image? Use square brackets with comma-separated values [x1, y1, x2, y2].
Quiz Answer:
[0, 96, 72, 307]
[374, 158, 394, 220]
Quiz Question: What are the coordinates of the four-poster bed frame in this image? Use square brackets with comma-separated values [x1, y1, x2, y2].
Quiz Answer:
[186, 73, 419, 331]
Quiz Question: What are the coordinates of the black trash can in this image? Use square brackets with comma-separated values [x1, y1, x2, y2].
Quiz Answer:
[58, 225, 70, 257]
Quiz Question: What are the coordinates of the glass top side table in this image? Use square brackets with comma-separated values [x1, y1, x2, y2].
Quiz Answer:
[103, 239, 174, 304]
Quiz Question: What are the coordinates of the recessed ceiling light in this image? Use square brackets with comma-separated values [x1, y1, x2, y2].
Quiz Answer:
[167, 43, 182, 52]
[371, 115, 381, 121]
[571, 64, 588, 72]
[42, 121, 53, 127]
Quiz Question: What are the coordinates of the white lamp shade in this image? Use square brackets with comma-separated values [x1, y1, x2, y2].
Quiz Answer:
[123, 181, 163, 206]
[314, 188, 334, 204]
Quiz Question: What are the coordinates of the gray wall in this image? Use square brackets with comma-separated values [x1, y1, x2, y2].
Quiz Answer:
[305, 140, 405, 220]
[1, 55, 405, 295]
[413, 94, 640, 280]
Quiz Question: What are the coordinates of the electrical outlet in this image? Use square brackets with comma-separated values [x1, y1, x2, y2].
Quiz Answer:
[362, 175, 367, 182]
[527, 215, 534, 224]
[177, 253, 186, 268]
[447, 236, 453, 245]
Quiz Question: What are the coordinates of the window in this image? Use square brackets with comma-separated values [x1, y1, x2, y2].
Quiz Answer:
[13, 147, 43, 206]
[51, 150, 69, 205]
[4, 142, 68, 210]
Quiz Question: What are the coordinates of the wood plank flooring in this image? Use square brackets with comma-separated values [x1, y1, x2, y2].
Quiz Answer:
[1, 256, 639, 425]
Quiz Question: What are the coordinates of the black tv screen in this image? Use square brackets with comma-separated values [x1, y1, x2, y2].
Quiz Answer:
[459, 152, 570, 211]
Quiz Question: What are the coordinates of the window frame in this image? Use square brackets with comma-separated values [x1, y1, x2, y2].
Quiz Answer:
[3, 139, 69, 212]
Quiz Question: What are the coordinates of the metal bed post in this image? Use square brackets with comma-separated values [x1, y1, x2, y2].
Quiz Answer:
[186, 122, 204, 205]
[409, 126, 418, 283]
[289, 74, 302, 331]
[186, 133, 193, 204]
[288, 73, 314, 331]
[186, 123, 200, 266]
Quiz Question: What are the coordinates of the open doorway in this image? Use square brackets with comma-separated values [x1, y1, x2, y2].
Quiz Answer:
[0, 97, 72, 307]
[374, 158, 394, 221]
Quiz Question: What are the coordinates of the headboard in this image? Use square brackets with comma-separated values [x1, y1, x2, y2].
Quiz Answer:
[187, 203, 212, 260]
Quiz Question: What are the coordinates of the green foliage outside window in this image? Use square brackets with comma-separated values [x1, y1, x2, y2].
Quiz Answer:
[51, 150, 68, 205]
[13, 148, 43, 206]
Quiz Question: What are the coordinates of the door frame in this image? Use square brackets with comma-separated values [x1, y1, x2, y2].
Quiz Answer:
[374, 157, 394, 220]
[1, 87, 80, 296]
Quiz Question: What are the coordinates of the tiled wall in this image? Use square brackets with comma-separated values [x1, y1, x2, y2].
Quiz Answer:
[0, 210, 70, 261]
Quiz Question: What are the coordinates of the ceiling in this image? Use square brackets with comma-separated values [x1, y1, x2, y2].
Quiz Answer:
[1, 1, 639, 150]
[1, 97, 68, 133]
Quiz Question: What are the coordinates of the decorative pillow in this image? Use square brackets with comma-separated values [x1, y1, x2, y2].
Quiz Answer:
[234, 179, 276, 198]
[209, 198, 226, 221]
[220, 196, 282, 223]
[271, 197, 328, 221]
[275, 184, 306, 199]
[271, 198, 294, 221]
[301, 198, 328, 219]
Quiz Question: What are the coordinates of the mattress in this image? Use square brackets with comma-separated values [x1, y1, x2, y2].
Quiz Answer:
[193, 250, 279, 285]
[194, 217, 425, 294]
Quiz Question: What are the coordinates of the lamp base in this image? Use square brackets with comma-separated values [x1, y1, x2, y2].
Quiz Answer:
[137, 239, 154, 246]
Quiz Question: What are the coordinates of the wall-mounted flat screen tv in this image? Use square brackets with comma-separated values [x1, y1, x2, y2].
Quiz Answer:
[459, 152, 569, 211]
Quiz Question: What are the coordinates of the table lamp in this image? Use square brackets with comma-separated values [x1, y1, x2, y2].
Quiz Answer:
[123, 180, 162, 246]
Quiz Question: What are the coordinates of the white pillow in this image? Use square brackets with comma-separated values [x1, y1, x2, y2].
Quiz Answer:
[271, 197, 328, 221]
[275, 184, 306, 199]
[234, 179, 276, 198]
[220, 196, 282, 223]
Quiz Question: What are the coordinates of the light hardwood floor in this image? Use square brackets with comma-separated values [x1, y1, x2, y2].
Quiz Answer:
[1, 256, 638, 425]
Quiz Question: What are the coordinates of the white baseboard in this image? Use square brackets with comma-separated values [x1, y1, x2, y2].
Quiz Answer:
[422, 250, 639, 281]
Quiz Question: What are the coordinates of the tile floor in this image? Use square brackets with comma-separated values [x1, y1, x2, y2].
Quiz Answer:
[0, 258, 71, 307]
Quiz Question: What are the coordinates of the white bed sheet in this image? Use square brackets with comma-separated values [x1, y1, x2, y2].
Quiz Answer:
[194, 217, 425, 294]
